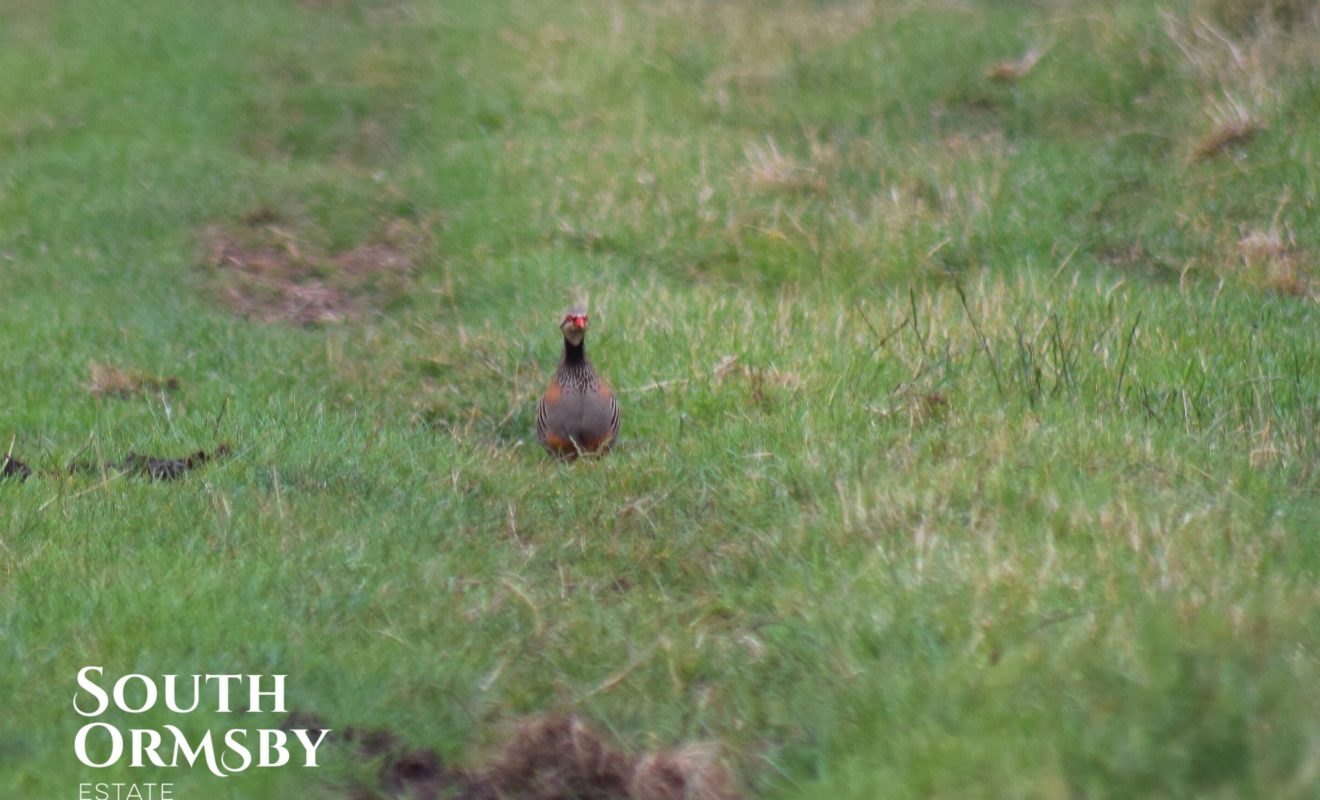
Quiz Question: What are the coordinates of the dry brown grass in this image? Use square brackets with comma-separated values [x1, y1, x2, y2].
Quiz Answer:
[1189, 116, 1258, 162]
[1164, 5, 1319, 159]
[1227, 191, 1317, 299]
[485, 715, 740, 800]
[984, 47, 1046, 83]
[1196, 0, 1319, 35]
[495, 1, 884, 114]
[1235, 227, 1314, 299]
[692, 0, 882, 104]
[739, 137, 827, 196]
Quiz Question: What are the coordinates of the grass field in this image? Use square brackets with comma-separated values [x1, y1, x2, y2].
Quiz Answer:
[2, 0, 1319, 797]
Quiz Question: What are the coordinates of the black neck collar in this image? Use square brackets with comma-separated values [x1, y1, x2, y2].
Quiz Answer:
[563, 337, 586, 365]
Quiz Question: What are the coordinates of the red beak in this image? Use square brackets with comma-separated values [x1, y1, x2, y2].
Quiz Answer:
[570, 316, 587, 329]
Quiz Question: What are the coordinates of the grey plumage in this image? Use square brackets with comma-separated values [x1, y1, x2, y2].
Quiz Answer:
[536, 310, 619, 458]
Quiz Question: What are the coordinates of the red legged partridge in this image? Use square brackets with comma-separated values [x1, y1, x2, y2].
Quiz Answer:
[536, 308, 620, 459]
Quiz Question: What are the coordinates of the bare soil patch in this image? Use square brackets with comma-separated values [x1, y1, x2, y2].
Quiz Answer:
[120, 445, 232, 481]
[87, 362, 181, 397]
[285, 712, 742, 800]
[68, 444, 232, 481]
[2, 453, 31, 482]
[204, 213, 426, 326]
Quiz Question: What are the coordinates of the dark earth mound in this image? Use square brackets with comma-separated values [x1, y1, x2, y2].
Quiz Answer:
[283, 712, 741, 800]
[2, 454, 31, 482]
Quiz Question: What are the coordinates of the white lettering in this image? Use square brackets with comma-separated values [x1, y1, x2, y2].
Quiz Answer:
[130, 729, 168, 768]
[74, 722, 123, 768]
[246, 674, 286, 713]
[258, 728, 289, 767]
[292, 727, 331, 766]
[162, 675, 201, 714]
[113, 675, 158, 714]
[165, 725, 226, 778]
[203, 675, 241, 713]
[74, 667, 109, 717]
[219, 729, 252, 774]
